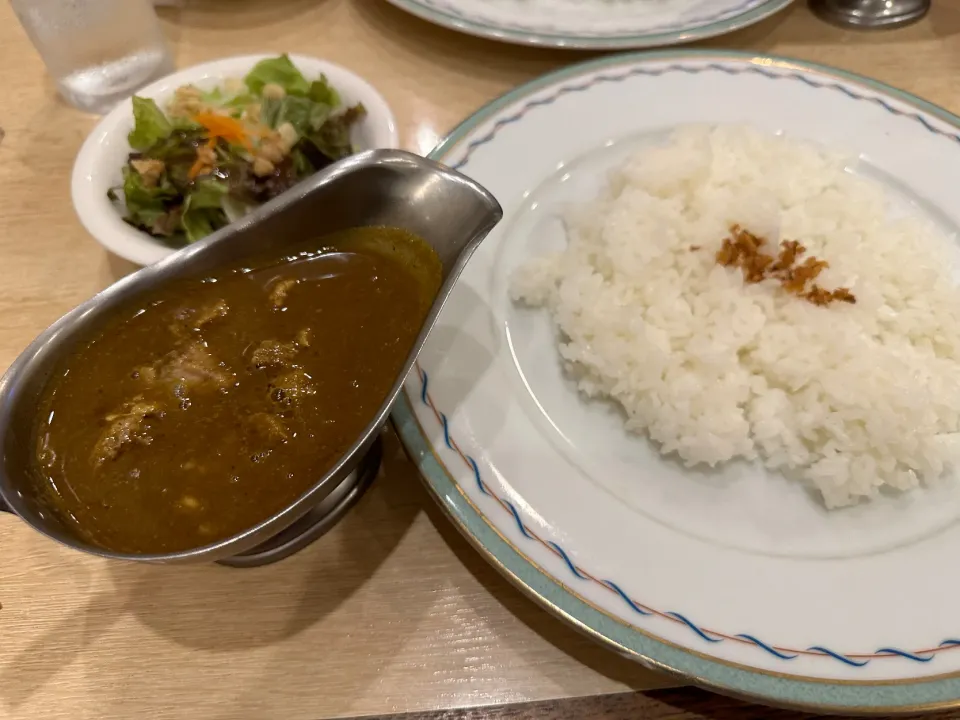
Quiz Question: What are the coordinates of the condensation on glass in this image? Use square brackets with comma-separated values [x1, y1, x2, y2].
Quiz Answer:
[11, 0, 174, 114]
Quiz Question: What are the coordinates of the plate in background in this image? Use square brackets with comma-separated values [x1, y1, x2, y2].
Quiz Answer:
[383, 0, 795, 49]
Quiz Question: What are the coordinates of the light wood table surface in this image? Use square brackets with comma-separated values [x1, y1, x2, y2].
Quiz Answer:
[2, 2, 960, 719]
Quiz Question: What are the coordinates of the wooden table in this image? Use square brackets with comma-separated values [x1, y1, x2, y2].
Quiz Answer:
[2, 2, 960, 719]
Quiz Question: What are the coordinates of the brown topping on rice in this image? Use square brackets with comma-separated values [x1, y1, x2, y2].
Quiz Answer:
[716, 225, 856, 306]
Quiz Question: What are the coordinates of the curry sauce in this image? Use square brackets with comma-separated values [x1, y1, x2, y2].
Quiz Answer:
[32, 227, 441, 554]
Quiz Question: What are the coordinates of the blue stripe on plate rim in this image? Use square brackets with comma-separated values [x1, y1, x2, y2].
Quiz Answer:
[413, 364, 960, 668]
[391, 49, 960, 713]
[382, 0, 795, 49]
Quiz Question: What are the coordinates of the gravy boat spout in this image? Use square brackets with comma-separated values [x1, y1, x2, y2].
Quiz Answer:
[0, 149, 503, 564]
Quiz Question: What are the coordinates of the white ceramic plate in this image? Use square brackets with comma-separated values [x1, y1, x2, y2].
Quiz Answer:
[384, 0, 794, 49]
[393, 50, 960, 713]
[72, 54, 399, 267]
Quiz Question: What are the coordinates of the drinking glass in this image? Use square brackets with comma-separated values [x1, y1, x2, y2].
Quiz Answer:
[10, 0, 175, 114]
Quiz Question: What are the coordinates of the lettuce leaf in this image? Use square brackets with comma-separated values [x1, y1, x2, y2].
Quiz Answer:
[206, 85, 259, 117]
[221, 195, 256, 223]
[128, 97, 173, 151]
[308, 75, 340, 107]
[181, 208, 226, 243]
[291, 148, 315, 176]
[188, 177, 229, 209]
[224, 92, 258, 108]
[132, 129, 207, 193]
[169, 116, 202, 133]
[112, 165, 181, 236]
[201, 86, 224, 104]
[260, 95, 332, 135]
[181, 178, 229, 242]
[121, 165, 177, 211]
[302, 104, 366, 164]
[244, 54, 311, 97]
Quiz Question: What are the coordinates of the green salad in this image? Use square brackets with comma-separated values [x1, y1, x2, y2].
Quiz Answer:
[109, 55, 366, 245]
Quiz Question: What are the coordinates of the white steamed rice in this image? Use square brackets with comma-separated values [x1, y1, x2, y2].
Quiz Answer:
[510, 124, 960, 508]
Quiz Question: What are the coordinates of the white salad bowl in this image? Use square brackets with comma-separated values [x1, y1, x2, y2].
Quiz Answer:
[71, 54, 400, 266]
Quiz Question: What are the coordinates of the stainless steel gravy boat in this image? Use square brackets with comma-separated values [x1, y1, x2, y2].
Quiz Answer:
[0, 149, 502, 563]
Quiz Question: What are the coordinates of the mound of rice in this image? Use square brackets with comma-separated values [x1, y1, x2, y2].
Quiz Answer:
[510, 125, 960, 508]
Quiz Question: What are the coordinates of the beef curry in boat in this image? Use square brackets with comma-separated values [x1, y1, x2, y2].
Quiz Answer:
[31, 227, 441, 554]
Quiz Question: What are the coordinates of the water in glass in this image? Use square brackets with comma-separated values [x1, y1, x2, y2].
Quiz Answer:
[11, 0, 174, 114]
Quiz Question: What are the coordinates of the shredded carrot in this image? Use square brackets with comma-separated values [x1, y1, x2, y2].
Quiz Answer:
[187, 111, 257, 180]
[193, 111, 253, 150]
